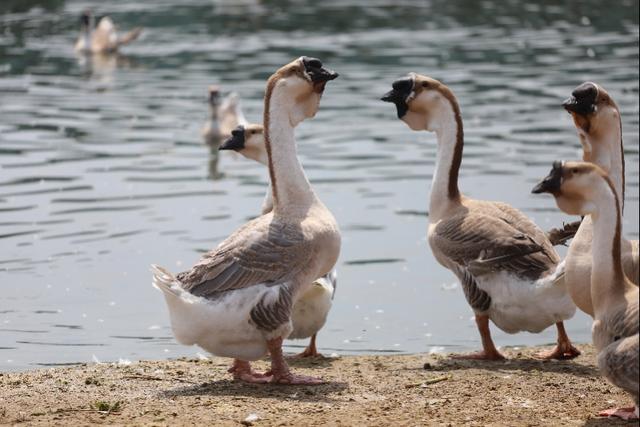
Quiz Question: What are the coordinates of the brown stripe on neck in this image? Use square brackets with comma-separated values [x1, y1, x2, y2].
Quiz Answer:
[437, 86, 463, 201]
[263, 75, 279, 204]
[602, 174, 625, 284]
[617, 112, 626, 212]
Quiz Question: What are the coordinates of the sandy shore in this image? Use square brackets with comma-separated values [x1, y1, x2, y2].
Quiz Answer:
[0, 344, 636, 426]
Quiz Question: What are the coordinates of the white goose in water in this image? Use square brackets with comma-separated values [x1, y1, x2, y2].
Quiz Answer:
[220, 124, 337, 357]
[562, 83, 639, 317]
[153, 57, 340, 384]
[533, 161, 639, 420]
[202, 86, 249, 152]
[74, 10, 142, 54]
[381, 74, 578, 360]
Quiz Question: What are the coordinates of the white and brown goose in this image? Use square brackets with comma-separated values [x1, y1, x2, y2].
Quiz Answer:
[562, 83, 639, 317]
[202, 86, 249, 152]
[74, 10, 142, 54]
[381, 74, 578, 360]
[220, 124, 337, 358]
[533, 161, 638, 420]
[152, 57, 340, 384]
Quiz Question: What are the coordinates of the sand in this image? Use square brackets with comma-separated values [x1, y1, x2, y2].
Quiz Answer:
[0, 344, 636, 426]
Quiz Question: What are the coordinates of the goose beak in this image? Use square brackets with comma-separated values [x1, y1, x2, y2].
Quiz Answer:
[532, 161, 564, 195]
[562, 82, 597, 115]
[381, 75, 414, 119]
[219, 126, 245, 151]
[302, 57, 339, 93]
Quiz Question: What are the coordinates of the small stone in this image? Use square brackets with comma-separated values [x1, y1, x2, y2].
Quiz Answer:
[423, 362, 432, 370]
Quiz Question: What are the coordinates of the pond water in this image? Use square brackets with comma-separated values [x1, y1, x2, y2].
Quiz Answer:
[0, 0, 638, 371]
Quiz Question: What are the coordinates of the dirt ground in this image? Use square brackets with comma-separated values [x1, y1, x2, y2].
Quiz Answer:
[0, 344, 637, 426]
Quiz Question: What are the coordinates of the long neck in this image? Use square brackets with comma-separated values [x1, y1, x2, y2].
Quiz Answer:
[583, 116, 625, 211]
[590, 179, 626, 316]
[429, 100, 463, 220]
[263, 86, 314, 217]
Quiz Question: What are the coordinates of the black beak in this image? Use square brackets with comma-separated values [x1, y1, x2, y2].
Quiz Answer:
[562, 82, 597, 115]
[219, 126, 245, 151]
[532, 161, 564, 194]
[381, 76, 414, 119]
[302, 56, 339, 84]
[80, 11, 91, 26]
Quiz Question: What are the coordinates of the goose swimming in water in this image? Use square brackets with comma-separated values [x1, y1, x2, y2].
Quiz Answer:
[381, 74, 579, 360]
[533, 161, 639, 420]
[220, 124, 337, 358]
[74, 10, 142, 54]
[562, 83, 639, 317]
[153, 57, 340, 384]
[203, 86, 249, 152]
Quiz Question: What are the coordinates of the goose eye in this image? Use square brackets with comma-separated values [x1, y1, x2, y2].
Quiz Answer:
[571, 168, 579, 174]
[422, 82, 430, 88]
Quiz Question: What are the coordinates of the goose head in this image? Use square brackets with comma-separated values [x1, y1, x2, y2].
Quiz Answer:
[532, 160, 610, 216]
[80, 10, 93, 31]
[219, 124, 267, 165]
[208, 85, 221, 108]
[267, 56, 338, 126]
[381, 73, 457, 132]
[562, 82, 620, 139]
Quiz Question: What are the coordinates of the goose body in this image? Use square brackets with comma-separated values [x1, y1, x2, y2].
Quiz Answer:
[153, 57, 340, 384]
[75, 11, 141, 54]
[562, 82, 639, 317]
[220, 124, 337, 356]
[382, 74, 577, 360]
[534, 161, 639, 420]
[203, 87, 248, 151]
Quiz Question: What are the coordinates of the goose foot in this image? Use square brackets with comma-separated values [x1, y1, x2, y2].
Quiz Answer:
[228, 359, 272, 384]
[290, 334, 323, 358]
[450, 350, 505, 361]
[268, 337, 324, 385]
[598, 406, 639, 420]
[536, 322, 581, 360]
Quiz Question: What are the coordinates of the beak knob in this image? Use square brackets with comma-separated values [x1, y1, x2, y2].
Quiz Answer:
[532, 161, 564, 194]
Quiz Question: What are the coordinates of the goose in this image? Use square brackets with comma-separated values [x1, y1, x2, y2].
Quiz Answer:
[562, 82, 639, 317]
[202, 86, 249, 152]
[74, 11, 142, 54]
[220, 124, 337, 357]
[152, 57, 340, 384]
[533, 161, 639, 420]
[381, 74, 578, 360]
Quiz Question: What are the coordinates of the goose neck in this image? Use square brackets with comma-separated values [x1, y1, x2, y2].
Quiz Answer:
[429, 102, 463, 221]
[590, 178, 626, 315]
[264, 87, 314, 217]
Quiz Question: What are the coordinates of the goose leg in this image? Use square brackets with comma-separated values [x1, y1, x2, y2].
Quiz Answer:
[228, 359, 271, 384]
[291, 334, 322, 358]
[535, 322, 581, 360]
[598, 406, 639, 420]
[451, 314, 505, 360]
[268, 337, 324, 385]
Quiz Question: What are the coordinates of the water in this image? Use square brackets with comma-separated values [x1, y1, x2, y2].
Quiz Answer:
[0, 0, 638, 371]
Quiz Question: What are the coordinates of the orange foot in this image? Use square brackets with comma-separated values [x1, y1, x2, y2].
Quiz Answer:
[535, 344, 581, 360]
[271, 372, 324, 385]
[599, 407, 639, 420]
[450, 350, 505, 361]
[289, 347, 323, 359]
[228, 360, 272, 384]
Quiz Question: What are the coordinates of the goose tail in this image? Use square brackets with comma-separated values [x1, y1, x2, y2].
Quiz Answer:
[118, 27, 142, 47]
[151, 264, 181, 297]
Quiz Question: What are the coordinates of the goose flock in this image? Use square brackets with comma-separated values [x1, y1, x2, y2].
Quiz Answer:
[73, 12, 638, 420]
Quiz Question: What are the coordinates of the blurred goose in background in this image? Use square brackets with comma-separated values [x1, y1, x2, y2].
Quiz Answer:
[203, 86, 248, 152]
[75, 10, 142, 54]
[533, 161, 638, 420]
[153, 57, 339, 384]
[562, 82, 639, 317]
[220, 124, 337, 358]
[381, 74, 578, 360]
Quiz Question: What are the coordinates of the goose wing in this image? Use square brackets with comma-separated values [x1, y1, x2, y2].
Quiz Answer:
[93, 17, 118, 51]
[432, 210, 556, 280]
[176, 216, 311, 298]
[597, 334, 639, 397]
